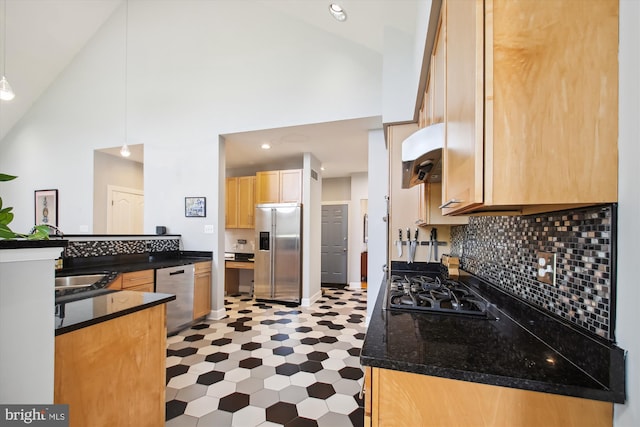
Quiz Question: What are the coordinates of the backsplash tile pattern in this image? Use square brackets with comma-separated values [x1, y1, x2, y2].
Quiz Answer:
[64, 238, 180, 258]
[450, 205, 615, 340]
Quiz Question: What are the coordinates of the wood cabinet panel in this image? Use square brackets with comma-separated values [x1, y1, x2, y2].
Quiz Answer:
[237, 176, 256, 228]
[256, 169, 302, 204]
[256, 171, 280, 204]
[367, 367, 613, 427]
[486, 0, 618, 207]
[226, 176, 255, 229]
[55, 304, 166, 427]
[121, 269, 154, 290]
[126, 282, 154, 292]
[225, 177, 239, 228]
[438, 0, 618, 215]
[442, 0, 484, 214]
[280, 169, 302, 203]
[107, 275, 123, 290]
[193, 261, 212, 319]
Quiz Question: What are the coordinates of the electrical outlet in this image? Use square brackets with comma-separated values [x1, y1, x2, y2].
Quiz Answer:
[536, 251, 556, 285]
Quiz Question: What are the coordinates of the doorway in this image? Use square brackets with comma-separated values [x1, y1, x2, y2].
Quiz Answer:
[321, 204, 348, 285]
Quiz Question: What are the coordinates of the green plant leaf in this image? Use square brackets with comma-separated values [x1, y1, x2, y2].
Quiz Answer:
[0, 223, 17, 239]
[0, 174, 17, 182]
[0, 210, 14, 225]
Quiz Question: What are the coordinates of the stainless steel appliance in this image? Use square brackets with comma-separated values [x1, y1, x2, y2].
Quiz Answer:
[156, 264, 195, 334]
[254, 203, 302, 303]
[401, 122, 444, 188]
[387, 269, 494, 319]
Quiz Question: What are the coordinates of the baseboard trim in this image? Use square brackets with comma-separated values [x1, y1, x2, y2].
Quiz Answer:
[349, 282, 362, 289]
[301, 289, 322, 307]
[207, 307, 226, 320]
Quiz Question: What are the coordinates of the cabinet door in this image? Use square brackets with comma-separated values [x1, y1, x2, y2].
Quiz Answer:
[237, 176, 255, 228]
[107, 275, 123, 290]
[424, 183, 469, 225]
[432, 10, 446, 125]
[442, 0, 484, 215]
[225, 177, 239, 228]
[193, 262, 211, 319]
[280, 169, 302, 203]
[256, 171, 280, 204]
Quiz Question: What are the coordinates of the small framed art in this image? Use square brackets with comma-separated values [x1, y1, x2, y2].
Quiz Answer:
[185, 197, 206, 217]
[34, 189, 58, 227]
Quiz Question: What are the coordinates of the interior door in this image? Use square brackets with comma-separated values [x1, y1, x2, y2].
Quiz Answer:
[321, 204, 348, 285]
[107, 186, 144, 234]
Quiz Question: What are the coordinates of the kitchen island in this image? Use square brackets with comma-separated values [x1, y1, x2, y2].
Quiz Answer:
[55, 290, 175, 427]
[360, 270, 625, 426]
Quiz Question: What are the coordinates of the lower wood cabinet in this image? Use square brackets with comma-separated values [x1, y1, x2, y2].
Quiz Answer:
[109, 269, 155, 291]
[193, 261, 212, 319]
[364, 367, 613, 427]
[54, 304, 166, 427]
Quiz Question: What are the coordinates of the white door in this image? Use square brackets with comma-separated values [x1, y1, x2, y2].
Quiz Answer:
[107, 186, 144, 234]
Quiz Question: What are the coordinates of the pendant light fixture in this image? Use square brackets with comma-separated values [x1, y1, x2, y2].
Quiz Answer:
[0, 0, 15, 101]
[120, 0, 130, 157]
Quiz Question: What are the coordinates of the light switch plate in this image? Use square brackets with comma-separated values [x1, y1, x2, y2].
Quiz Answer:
[536, 251, 556, 285]
[204, 225, 214, 234]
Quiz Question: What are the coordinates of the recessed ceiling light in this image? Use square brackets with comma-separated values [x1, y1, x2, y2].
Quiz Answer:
[329, 3, 347, 22]
[261, 143, 271, 150]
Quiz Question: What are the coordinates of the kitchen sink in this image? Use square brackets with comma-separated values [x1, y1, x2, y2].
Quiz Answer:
[55, 274, 107, 290]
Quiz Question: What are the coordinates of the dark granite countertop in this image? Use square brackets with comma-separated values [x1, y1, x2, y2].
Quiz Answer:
[361, 269, 626, 404]
[55, 290, 175, 336]
[54, 250, 212, 302]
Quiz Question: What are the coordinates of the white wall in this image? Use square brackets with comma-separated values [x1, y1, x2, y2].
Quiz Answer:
[302, 153, 322, 306]
[615, 0, 640, 425]
[0, 1, 383, 244]
[366, 129, 388, 323]
[349, 173, 368, 284]
[322, 177, 351, 202]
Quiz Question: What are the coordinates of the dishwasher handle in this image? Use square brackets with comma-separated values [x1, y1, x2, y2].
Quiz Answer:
[169, 269, 185, 276]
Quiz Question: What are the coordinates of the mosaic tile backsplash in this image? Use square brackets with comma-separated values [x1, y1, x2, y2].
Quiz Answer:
[450, 204, 615, 340]
[64, 238, 180, 258]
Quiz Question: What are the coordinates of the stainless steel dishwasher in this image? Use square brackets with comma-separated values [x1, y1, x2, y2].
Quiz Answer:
[156, 264, 195, 335]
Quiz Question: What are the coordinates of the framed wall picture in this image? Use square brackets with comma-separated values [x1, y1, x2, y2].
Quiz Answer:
[185, 197, 206, 217]
[34, 189, 58, 227]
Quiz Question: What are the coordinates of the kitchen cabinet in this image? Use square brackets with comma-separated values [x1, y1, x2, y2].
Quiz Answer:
[193, 261, 212, 319]
[55, 300, 166, 427]
[440, 0, 618, 215]
[226, 176, 255, 229]
[122, 269, 155, 290]
[364, 367, 613, 427]
[256, 169, 302, 204]
[225, 260, 254, 296]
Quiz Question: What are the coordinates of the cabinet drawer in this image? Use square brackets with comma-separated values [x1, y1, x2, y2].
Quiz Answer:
[121, 269, 154, 289]
[225, 261, 254, 270]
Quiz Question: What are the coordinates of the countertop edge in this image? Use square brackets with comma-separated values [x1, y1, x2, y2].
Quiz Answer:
[55, 292, 176, 336]
[360, 273, 626, 404]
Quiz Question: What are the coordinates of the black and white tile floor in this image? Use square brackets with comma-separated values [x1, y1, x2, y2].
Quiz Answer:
[165, 288, 367, 427]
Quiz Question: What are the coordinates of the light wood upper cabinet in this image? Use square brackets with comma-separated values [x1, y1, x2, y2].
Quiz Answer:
[256, 169, 302, 204]
[225, 177, 239, 228]
[226, 176, 255, 229]
[440, 0, 618, 215]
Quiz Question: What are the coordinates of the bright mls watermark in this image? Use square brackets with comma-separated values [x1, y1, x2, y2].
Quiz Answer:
[0, 405, 68, 426]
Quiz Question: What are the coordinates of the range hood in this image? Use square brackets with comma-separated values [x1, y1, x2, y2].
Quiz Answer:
[401, 122, 444, 188]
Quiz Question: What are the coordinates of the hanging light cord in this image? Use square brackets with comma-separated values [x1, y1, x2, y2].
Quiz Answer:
[124, 0, 128, 145]
[2, 0, 7, 76]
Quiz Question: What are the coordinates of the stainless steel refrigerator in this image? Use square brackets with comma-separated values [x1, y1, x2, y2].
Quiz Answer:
[254, 203, 302, 303]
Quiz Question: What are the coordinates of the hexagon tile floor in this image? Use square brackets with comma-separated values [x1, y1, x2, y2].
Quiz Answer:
[165, 287, 368, 427]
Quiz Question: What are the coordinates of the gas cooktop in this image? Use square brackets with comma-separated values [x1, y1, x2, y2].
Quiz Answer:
[387, 270, 495, 319]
